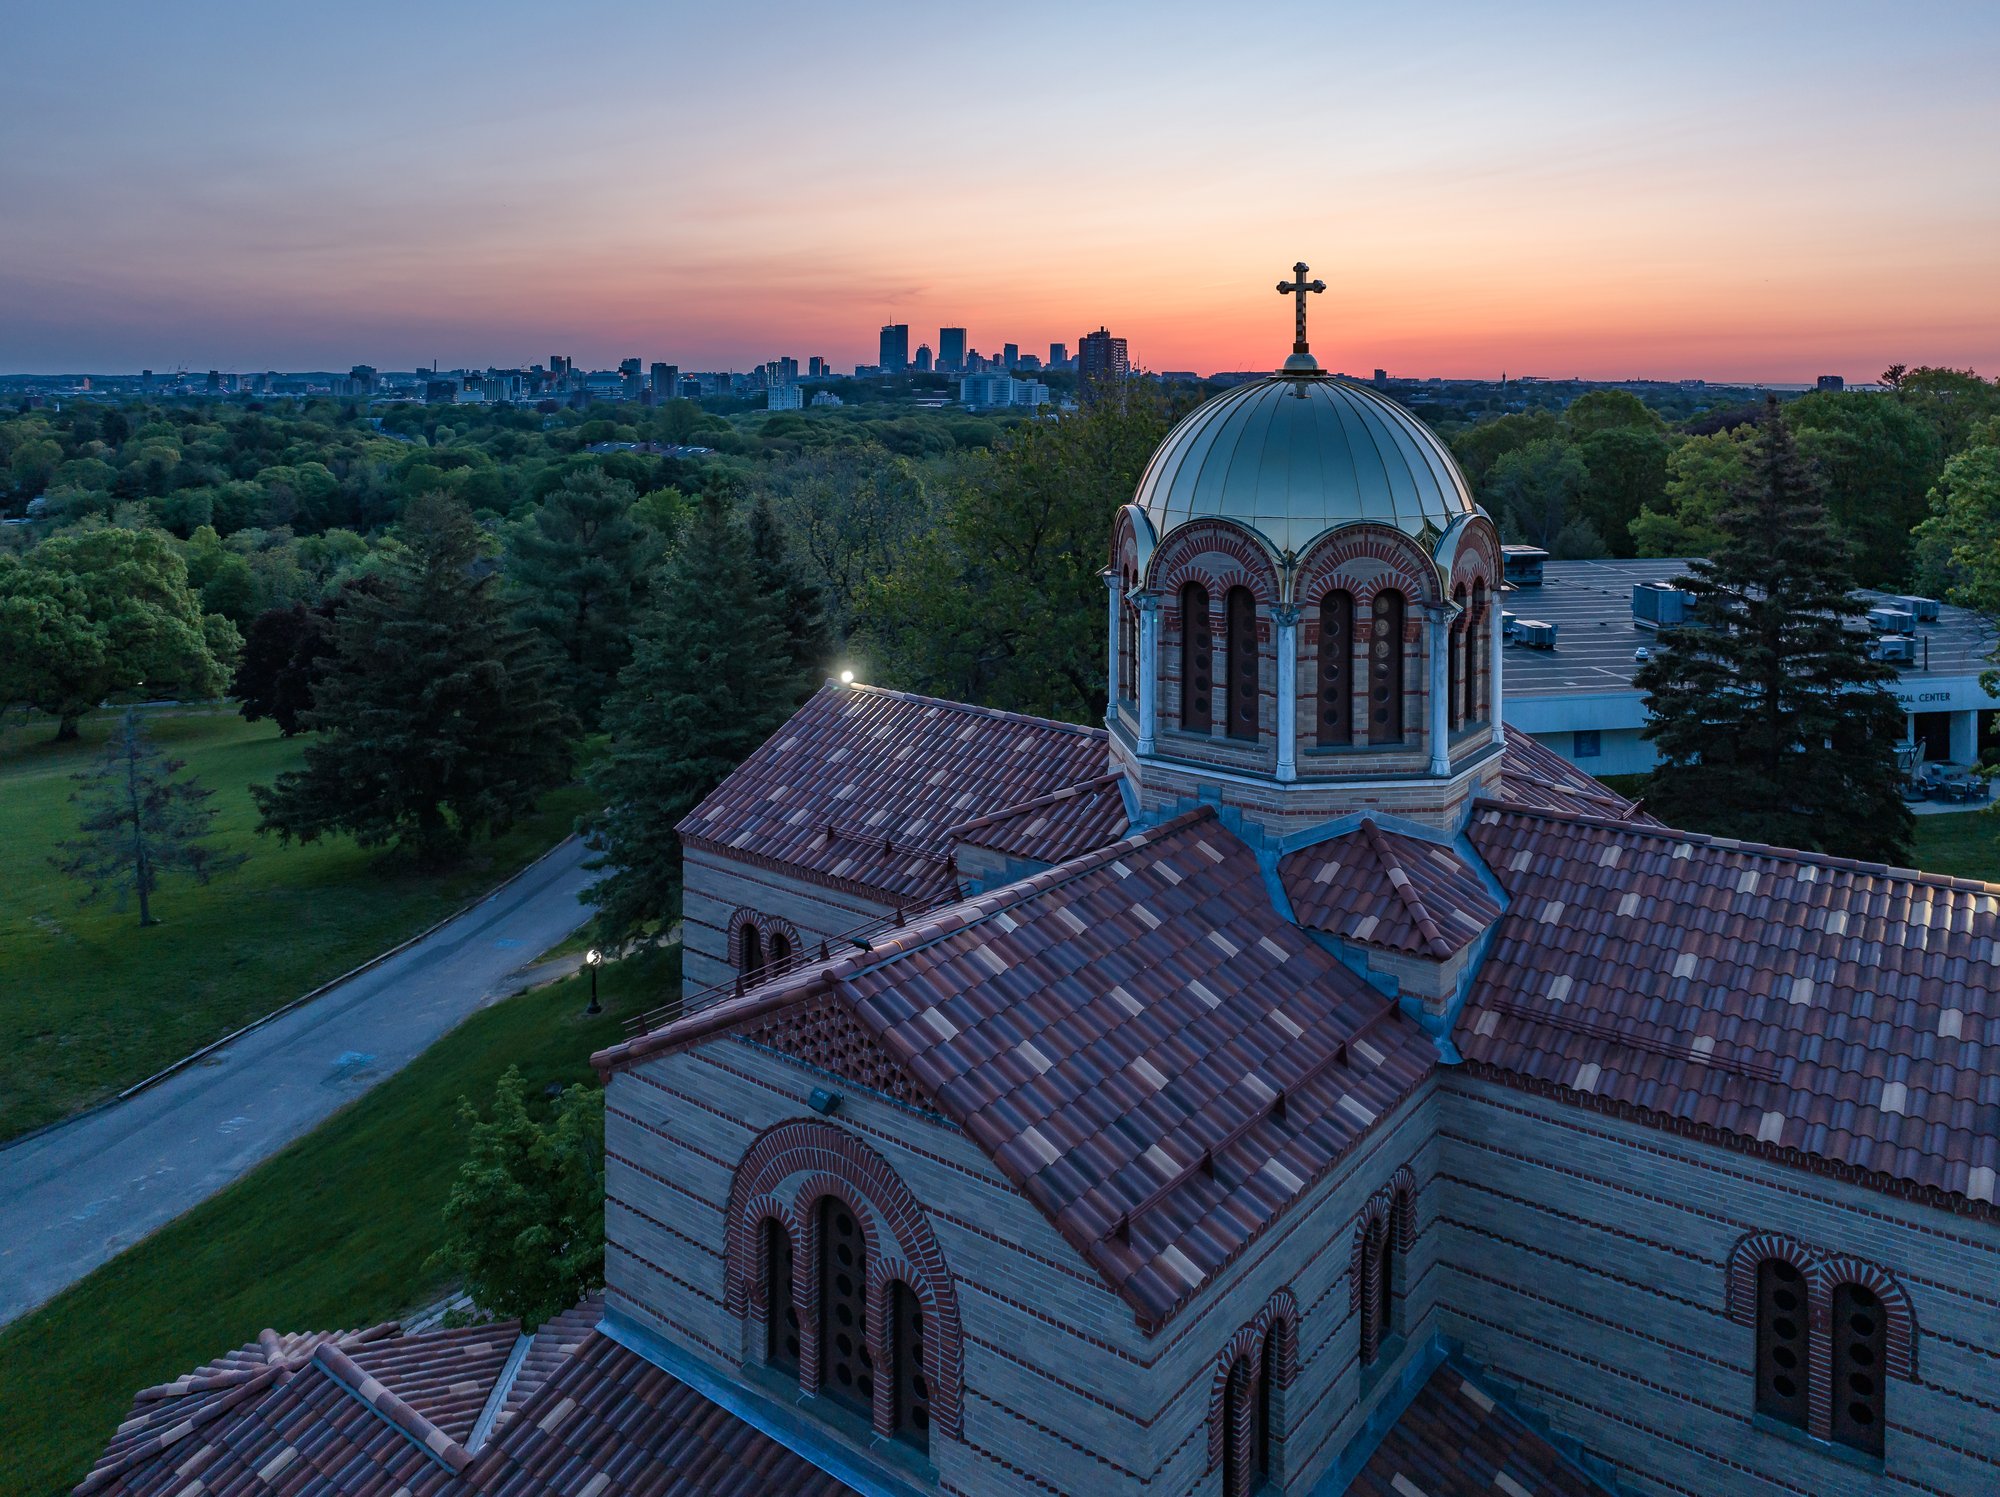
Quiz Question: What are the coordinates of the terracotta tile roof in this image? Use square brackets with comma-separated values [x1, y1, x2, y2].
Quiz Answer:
[1280, 818, 1502, 957]
[81, 1306, 851, 1497]
[463, 1332, 852, 1496]
[1341, 1359, 1607, 1496]
[601, 809, 1437, 1331]
[944, 771, 1129, 865]
[676, 682, 1108, 899]
[1462, 803, 2000, 1212]
[1496, 726, 1653, 822]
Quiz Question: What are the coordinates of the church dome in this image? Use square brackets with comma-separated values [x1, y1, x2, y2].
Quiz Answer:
[1131, 374, 1477, 556]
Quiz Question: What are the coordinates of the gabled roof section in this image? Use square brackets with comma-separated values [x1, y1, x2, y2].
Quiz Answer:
[676, 682, 1108, 899]
[1341, 1359, 1610, 1496]
[609, 809, 1437, 1331]
[1462, 803, 2000, 1213]
[1280, 818, 1501, 958]
[945, 771, 1128, 865]
[1496, 725, 1654, 822]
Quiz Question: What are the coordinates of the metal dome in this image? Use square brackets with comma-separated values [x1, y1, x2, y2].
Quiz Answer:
[1131, 374, 1477, 555]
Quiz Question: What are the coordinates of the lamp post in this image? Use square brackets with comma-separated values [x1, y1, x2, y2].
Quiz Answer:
[585, 947, 603, 1015]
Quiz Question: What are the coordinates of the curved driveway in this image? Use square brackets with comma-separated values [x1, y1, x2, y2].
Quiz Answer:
[0, 836, 595, 1327]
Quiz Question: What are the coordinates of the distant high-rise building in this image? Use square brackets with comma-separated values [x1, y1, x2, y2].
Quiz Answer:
[915, 344, 934, 373]
[939, 327, 967, 373]
[141, 370, 153, 392]
[1373, 369, 1388, 384]
[879, 324, 910, 373]
[1816, 374, 1845, 392]
[1048, 342, 1068, 370]
[1016, 354, 1042, 373]
[808, 356, 829, 379]
[349, 365, 378, 394]
[650, 362, 680, 399]
[767, 383, 804, 411]
[206, 370, 221, 393]
[1077, 328, 1129, 383]
[551, 355, 572, 381]
[1003, 343, 1019, 370]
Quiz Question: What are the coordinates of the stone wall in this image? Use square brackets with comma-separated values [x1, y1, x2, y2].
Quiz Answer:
[681, 844, 900, 996]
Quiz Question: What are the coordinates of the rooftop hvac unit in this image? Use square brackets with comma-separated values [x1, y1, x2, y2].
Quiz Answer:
[1513, 619, 1558, 650]
[1899, 595, 1942, 623]
[1632, 582, 1693, 630]
[1867, 606, 1916, 635]
[1871, 634, 1916, 664]
[1500, 610, 1518, 641]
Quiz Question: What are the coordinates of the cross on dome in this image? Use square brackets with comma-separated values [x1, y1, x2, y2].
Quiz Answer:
[1276, 261, 1326, 373]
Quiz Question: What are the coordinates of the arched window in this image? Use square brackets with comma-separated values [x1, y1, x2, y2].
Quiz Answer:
[768, 929, 792, 976]
[1225, 586, 1259, 742]
[765, 1219, 799, 1374]
[1120, 569, 1138, 704]
[1317, 588, 1354, 746]
[1369, 591, 1405, 745]
[1360, 1216, 1389, 1363]
[1253, 1332, 1279, 1485]
[1754, 1258, 1809, 1430]
[816, 1197, 872, 1413]
[1469, 579, 1488, 724]
[889, 1280, 930, 1450]
[1448, 590, 1466, 733]
[1375, 1216, 1398, 1349]
[1221, 1354, 1256, 1497]
[1830, 1281, 1887, 1457]
[1180, 583, 1213, 732]
[740, 921, 764, 981]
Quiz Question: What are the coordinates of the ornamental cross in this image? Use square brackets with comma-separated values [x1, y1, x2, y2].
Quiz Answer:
[1276, 261, 1326, 356]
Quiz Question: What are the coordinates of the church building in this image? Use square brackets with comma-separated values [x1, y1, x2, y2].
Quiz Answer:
[81, 272, 2000, 1497]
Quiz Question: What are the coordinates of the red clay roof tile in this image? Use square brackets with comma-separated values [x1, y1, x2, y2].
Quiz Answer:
[1280, 818, 1502, 958]
[1342, 1358, 1608, 1496]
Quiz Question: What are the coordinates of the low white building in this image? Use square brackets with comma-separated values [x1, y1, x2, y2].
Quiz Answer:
[1500, 555, 1996, 774]
[765, 383, 802, 411]
[958, 373, 1049, 409]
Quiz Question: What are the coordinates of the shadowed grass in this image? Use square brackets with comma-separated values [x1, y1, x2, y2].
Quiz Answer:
[0, 946, 674, 1497]
[0, 704, 593, 1140]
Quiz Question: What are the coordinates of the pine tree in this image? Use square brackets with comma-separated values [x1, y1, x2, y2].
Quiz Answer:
[54, 708, 246, 926]
[1636, 397, 1911, 861]
[252, 492, 577, 868]
[747, 493, 834, 678]
[508, 471, 661, 728]
[584, 494, 804, 941]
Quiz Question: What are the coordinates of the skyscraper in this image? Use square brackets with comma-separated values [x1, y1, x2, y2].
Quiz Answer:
[650, 362, 680, 400]
[808, 356, 829, 379]
[939, 327, 967, 373]
[1048, 341, 1068, 369]
[879, 324, 910, 373]
[1077, 328, 1129, 383]
[1002, 343, 1019, 370]
[915, 344, 934, 373]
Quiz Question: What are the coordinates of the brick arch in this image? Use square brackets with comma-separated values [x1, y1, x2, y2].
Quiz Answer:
[1143, 517, 1279, 605]
[1205, 1290, 1301, 1473]
[723, 1120, 965, 1438]
[1388, 1163, 1417, 1249]
[1725, 1230, 1818, 1328]
[1815, 1254, 1918, 1381]
[793, 1175, 883, 1402]
[1347, 1191, 1393, 1314]
[1294, 522, 1440, 609]
[1435, 513, 1501, 601]
[727, 907, 803, 975]
[741, 1193, 803, 1317]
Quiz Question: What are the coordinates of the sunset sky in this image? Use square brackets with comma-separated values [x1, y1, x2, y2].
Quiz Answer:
[5, 3, 1997, 381]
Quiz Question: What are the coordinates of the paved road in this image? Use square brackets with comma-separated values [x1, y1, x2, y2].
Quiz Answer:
[0, 836, 596, 1327]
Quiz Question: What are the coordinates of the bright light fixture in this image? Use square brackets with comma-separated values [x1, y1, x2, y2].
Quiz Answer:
[585, 947, 603, 967]
[839, 669, 855, 684]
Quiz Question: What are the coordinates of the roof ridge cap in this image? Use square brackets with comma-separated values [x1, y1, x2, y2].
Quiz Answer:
[1362, 817, 1453, 959]
[942, 772, 1125, 838]
[312, 1342, 472, 1473]
[838, 681, 1108, 740]
[1476, 799, 2000, 894]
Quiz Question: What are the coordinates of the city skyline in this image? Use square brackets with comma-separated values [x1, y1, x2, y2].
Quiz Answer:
[4, 4, 1999, 381]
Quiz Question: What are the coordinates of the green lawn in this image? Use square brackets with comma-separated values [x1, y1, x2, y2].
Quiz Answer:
[0, 704, 594, 1141]
[0, 945, 675, 1497]
[1910, 809, 2000, 882]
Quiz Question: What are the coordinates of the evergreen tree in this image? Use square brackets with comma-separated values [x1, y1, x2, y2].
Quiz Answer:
[429, 1068, 605, 1330]
[508, 471, 661, 727]
[1636, 398, 1910, 861]
[54, 708, 246, 926]
[747, 493, 834, 678]
[584, 494, 802, 941]
[252, 492, 577, 868]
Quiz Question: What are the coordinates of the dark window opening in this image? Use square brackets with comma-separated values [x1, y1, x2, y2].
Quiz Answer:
[766, 1219, 799, 1374]
[1830, 1282, 1886, 1457]
[740, 921, 764, 979]
[768, 930, 792, 975]
[1469, 580, 1488, 723]
[1180, 583, 1212, 732]
[1221, 1355, 1255, 1497]
[816, 1197, 872, 1414]
[1318, 589, 1353, 746]
[1754, 1259, 1809, 1430]
[1369, 592, 1405, 745]
[1254, 1332, 1278, 1484]
[890, 1280, 930, 1450]
[1226, 586, 1259, 742]
[1573, 730, 1602, 759]
[1448, 614, 1466, 733]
